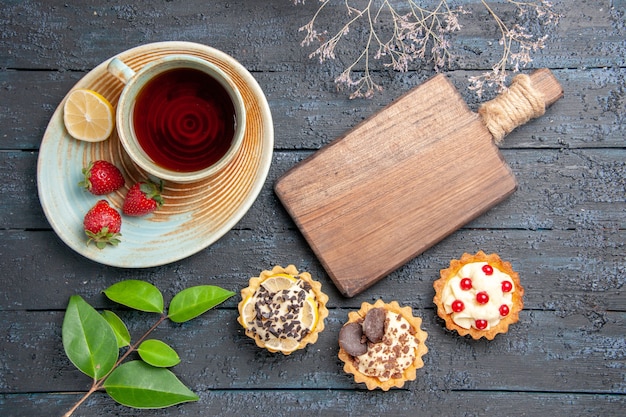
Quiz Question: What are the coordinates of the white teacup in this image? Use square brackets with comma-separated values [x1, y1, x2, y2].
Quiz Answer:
[107, 54, 246, 183]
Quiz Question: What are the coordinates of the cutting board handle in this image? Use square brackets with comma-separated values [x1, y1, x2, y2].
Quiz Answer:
[478, 68, 563, 143]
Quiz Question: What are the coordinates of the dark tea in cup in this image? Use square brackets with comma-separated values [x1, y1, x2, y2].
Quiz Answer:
[133, 67, 236, 173]
[108, 55, 246, 183]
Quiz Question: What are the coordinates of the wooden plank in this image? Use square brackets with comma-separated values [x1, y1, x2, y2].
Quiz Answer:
[0, 0, 623, 71]
[1, 309, 624, 394]
[2, 391, 624, 417]
[2, 68, 625, 151]
[1, 147, 625, 232]
[2, 228, 625, 312]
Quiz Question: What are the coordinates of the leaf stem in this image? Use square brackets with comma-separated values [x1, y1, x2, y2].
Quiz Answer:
[115, 314, 168, 368]
[63, 314, 168, 417]
[62, 381, 99, 417]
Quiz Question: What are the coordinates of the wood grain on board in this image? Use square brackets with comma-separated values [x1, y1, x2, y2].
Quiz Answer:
[276, 70, 563, 297]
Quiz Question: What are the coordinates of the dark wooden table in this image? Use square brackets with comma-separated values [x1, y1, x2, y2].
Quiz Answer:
[1, 1, 624, 416]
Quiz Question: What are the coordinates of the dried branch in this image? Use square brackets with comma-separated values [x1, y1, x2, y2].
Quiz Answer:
[295, 0, 560, 98]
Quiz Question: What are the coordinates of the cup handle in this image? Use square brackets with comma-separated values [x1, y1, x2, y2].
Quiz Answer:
[107, 57, 136, 84]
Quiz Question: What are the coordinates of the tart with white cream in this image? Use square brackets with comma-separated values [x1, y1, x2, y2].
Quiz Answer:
[338, 300, 428, 391]
[237, 265, 329, 355]
[433, 251, 524, 340]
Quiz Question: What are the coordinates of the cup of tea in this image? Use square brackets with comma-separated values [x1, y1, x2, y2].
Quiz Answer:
[107, 54, 246, 183]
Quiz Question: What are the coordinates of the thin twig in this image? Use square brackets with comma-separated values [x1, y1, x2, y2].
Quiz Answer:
[63, 315, 168, 417]
[296, 0, 559, 98]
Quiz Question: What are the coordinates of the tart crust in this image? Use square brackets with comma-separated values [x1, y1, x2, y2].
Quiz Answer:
[433, 251, 524, 340]
[338, 299, 428, 391]
[237, 264, 329, 355]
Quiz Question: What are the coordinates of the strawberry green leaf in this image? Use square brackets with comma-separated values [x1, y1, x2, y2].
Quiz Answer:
[103, 361, 199, 408]
[62, 295, 118, 379]
[168, 285, 235, 323]
[103, 280, 164, 313]
[101, 310, 131, 348]
[137, 339, 180, 367]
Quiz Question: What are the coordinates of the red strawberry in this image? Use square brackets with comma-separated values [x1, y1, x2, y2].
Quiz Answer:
[83, 200, 122, 249]
[122, 181, 164, 216]
[79, 160, 125, 195]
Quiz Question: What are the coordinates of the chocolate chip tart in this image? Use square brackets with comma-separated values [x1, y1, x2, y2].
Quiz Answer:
[338, 300, 428, 391]
[433, 251, 524, 340]
[237, 265, 329, 355]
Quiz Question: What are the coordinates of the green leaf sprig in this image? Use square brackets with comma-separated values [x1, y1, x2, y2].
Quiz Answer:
[61, 280, 235, 417]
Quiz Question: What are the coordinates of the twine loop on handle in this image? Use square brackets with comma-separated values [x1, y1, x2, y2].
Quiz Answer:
[478, 74, 546, 144]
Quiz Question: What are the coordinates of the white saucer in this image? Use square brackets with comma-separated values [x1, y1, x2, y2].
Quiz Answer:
[37, 41, 273, 268]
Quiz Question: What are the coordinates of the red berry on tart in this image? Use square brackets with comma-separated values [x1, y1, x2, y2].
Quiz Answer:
[433, 251, 524, 340]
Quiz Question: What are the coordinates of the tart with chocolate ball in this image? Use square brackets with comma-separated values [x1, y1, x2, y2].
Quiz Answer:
[433, 251, 524, 340]
[237, 265, 329, 355]
[338, 300, 428, 391]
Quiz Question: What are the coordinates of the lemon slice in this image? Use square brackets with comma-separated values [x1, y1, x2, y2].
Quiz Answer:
[264, 336, 300, 353]
[301, 297, 319, 331]
[261, 273, 297, 293]
[239, 295, 256, 328]
[63, 89, 115, 142]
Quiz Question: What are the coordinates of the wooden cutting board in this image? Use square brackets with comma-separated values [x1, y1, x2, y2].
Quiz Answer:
[275, 69, 563, 297]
